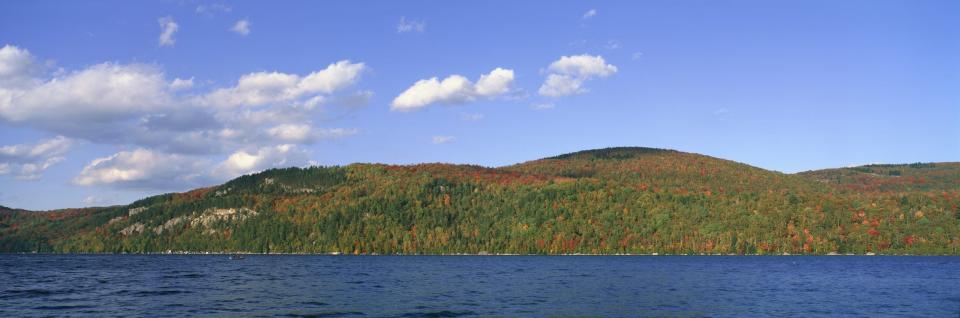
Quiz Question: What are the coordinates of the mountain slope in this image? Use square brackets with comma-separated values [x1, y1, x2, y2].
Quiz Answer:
[798, 162, 960, 192]
[1, 147, 958, 255]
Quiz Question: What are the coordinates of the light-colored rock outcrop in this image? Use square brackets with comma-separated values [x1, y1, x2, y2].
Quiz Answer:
[190, 208, 259, 228]
[153, 216, 187, 235]
[120, 223, 145, 236]
[128, 207, 148, 216]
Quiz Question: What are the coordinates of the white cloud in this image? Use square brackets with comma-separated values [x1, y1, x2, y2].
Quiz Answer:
[0, 46, 365, 153]
[0, 136, 72, 161]
[170, 77, 194, 90]
[0, 136, 72, 180]
[266, 124, 312, 142]
[73, 148, 210, 189]
[1, 45, 366, 187]
[231, 19, 251, 36]
[546, 54, 618, 78]
[397, 17, 425, 33]
[212, 144, 309, 179]
[199, 60, 366, 107]
[475, 68, 515, 96]
[391, 75, 472, 111]
[538, 54, 617, 97]
[582, 9, 597, 19]
[432, 136, 455, 144]
[0, 62, 171, 124]
[158, 16, 179, 47]
[0, 45, 40, 88]
[16, 157, 63, 180]
[632, 51, 644, 60]
[539, 74, 585, 97]
[391, 67, 515, 111]
[264, 124, 356, 143]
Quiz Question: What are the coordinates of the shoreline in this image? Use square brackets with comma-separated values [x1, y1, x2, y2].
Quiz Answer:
[2, 252, 955, 256]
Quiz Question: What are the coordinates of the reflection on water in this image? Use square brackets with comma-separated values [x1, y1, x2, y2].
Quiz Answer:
[1, 255, 958, 317]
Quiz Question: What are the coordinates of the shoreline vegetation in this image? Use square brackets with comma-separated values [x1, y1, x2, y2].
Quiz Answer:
[2, 147, 959, 255]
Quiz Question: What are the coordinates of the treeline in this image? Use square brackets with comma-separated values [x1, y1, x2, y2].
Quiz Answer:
[2, 147, 958, 255]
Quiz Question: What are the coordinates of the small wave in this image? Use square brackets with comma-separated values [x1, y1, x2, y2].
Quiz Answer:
[114, 289, 193, 297]
[283, 311, 365, 317]
[161, 273, 205, 279]
[1, 288, 74, 299]
[398, 310, 477, 317]
[32, 304, 96, 310]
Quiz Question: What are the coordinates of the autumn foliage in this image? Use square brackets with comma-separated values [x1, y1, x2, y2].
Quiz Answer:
[1, 147, 958, 255]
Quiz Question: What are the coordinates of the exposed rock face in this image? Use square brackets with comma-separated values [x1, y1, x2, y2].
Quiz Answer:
[120, 223, 145, 236]
[107, 216, 125, 225]
[115, 207, 258, 236]
[190, 208, 259, 228]
[153, 216, 187, 235]
[128, 207, 148, 216]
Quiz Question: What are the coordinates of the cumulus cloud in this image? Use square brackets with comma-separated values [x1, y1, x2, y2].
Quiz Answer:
[432, 136, 455, 144]
[170, 77, 194, 90]
[397, 17, 425, 33]
[74, 145, 315, 189]
[538, 54, 617, 97]
[0, 136, 72, 180]
[0, 45, 40, 88]
[199, 60, 366, 107]
[231, 19, 251, 36]
[391, 68, 515, 111]
[73, 149, 210, 189]
[158, 16, 179, 47]
[1, 44, 368, 188]
[212, 144, 309, 179]
[0, 136, 72, 162]
[0, 62, 171, 127]
[16, 157, 64, 181]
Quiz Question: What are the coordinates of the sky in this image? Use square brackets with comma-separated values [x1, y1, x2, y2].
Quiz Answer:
[0, 0, 957, 210]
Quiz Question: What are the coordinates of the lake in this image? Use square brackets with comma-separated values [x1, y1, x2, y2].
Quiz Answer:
[0, 255, 957, 317]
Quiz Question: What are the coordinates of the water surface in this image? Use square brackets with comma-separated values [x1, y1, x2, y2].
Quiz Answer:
[1, 255, 958, 317]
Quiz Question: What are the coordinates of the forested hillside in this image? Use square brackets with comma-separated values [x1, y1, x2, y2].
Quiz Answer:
[2, 147, 958, 255]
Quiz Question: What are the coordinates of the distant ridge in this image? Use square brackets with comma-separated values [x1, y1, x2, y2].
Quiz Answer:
[2, 147, 958, 255]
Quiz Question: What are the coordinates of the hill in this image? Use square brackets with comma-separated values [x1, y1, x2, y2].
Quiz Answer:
[798, 162, 960, 192]
[1, 147, 958, 255]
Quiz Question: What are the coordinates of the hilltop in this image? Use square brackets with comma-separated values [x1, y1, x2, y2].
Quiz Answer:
[1, 147, 958, 255]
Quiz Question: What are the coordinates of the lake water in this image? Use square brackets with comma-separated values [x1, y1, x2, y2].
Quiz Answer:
[0, 255, 957, 317]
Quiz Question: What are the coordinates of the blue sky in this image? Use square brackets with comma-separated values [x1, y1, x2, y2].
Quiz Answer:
[0, 0, 957, 210]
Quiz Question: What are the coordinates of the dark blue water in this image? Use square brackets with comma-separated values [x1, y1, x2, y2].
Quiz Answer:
[0, 255, 958, 317]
